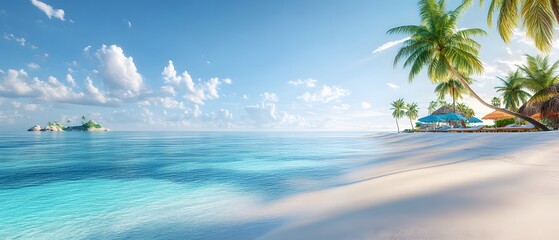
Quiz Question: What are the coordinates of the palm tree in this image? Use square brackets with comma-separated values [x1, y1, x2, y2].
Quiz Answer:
[476, 0, 559, 53]
[434, 79, 470, 112]
[495, 71, 531, 111]
[388, 0, 549, 131]
[428, 101, 438, 114]
[81, 115, 86, 124]
[405, 102, 419, 129]
[491, 97, 501, 107]
[518, 54, 559, 105]
[390, 98, 406, 132]
[457, 102, 475, 118]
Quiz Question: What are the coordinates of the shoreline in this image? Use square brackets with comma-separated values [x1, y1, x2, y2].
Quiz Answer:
[257, 132, 559, 239]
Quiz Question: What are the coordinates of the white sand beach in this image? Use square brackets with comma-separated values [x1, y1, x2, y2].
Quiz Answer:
[257, 132, 559, 240]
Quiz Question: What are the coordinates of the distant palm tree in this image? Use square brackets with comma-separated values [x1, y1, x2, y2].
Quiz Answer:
[495, 71, 531, 111]
[81, 115, 86, 124]
[518, 54, 559, 105]
[388, 0, 549, 130]
[390, 98, 406, 132]
[491, 97, 501, 108]
[477, 0, 559, 53]
[405, 102, 419, 129]
[434, 79, 470, 112]
[427, 101, 438, 114]
[457, 102, 475, 118]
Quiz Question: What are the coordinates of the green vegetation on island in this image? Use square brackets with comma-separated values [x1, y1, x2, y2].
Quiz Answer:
[28, 116, 109, 132]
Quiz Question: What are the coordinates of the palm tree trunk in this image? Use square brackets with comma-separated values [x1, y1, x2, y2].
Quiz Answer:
[551, 0, 559, 25]
[395, 119, 400, 133]
[448, 67, 550, 131]
[409, 118, 414, 130]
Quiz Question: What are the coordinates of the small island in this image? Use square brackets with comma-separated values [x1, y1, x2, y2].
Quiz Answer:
[28, 118, 110, 132]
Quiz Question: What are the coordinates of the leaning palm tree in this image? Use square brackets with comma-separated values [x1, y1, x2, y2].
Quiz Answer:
[388, 0, 549, 130]
[476, 0, 559, 53]
[434, 79, 470, 112]
[517, 54, 559, 105]
[405, 102, 419, 129]
[390, 98, 406, 132]
[495, 70, 531, 111]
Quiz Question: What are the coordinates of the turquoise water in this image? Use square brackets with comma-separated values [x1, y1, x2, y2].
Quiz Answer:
[0, 131, 377, 239]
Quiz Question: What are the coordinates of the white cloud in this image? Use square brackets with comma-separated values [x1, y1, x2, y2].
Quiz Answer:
[288, 79, 317, 88]
[299, 85, 350, 103]
[16, 37, 26, 46]
[127, 20, 132, 28]
[243, 94, 249, 100]
[372, 37, 410, 54]
[159, 97, 185, 109]
[27, 63, 40, 70]
[223, 78, 232, 84]
[261, 92, 278, 102]
[0, 69, 118, 106]
[30, 0, 65, 21]
[65, 74, 76, 87]
[161, 60, 227, 105]
[0, 69, 35, 97]
[220, 108, 233, 120]
[96, 44, 143, 98]
[23, 103, 38, 111]
[333, 104, 351, 111]
[386, 83, 400, 89]
[83, 45, 91, 52]
[162, 60, 181, 86]
[361, 101, 372, 109]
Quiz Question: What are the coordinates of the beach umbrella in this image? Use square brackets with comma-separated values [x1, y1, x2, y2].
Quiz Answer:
[418, 115, 443, 123]
[482, 110, 513, 120]
[441, 112, 467, 121]
[467, 117, 483, 123]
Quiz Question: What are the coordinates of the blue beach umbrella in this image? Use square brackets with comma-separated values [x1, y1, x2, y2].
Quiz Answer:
[441, 112, 467, 121]
[418, 115, 443, 123]
[467, 117, 483, 123]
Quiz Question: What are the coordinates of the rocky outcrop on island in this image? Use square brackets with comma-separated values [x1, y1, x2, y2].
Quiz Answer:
[28, 125, 42, 131]
[27, 120, 110, 132]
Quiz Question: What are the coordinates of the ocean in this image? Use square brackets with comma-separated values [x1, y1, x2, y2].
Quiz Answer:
[0, 131, 377, 239]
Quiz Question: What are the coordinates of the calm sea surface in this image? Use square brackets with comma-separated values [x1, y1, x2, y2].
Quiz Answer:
[0, 131, 379, 239]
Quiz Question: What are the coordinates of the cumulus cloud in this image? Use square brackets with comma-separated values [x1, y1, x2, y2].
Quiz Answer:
[386, 83, 400, 89]
[372, 37, 410, 54]
[299, 85, 350, 103]
[83, 45, 91, 52]
[0, 69, 117, 106]
[96, 44, 143, 98]
[361, 101, 372, 109]
[159, 97, 185, 109]
[161, 60, 227, 105]
[333, 104, 351, 111]
[261, 92, 278, 102]
[65, 73, 76, 87]
[16, 37, 26, 46]
[27, 63, 40, 70]
[288, 79, 317, 88]
[30, 0, 65, 21]
[223, 78, 232, 84]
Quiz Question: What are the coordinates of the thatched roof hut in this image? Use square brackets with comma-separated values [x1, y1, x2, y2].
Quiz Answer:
[432, 105, 465, 116]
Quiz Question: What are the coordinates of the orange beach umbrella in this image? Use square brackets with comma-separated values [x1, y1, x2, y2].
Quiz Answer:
[482, 110, 513, 120]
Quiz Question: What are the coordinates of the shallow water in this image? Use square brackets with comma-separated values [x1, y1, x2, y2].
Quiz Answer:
[0, 131, 378, 239]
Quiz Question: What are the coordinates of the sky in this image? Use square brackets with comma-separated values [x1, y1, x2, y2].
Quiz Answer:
[0, 0, 557, 131]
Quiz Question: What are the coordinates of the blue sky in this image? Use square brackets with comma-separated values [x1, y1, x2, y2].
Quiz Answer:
[0, 0, 556, 131]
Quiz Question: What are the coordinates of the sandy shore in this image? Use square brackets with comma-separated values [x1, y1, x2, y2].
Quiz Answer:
[257, 132, 559, 240]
